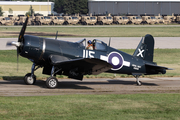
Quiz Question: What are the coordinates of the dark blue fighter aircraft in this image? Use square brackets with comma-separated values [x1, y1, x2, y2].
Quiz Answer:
[7, 16, 171, 89]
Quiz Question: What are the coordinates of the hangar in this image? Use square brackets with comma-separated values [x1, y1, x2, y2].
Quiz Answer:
[0, 1, 55, 16]
[88, 0, 180, 15]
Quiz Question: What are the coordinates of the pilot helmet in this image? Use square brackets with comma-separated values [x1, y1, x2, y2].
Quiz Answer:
[87, 40, 92, 44]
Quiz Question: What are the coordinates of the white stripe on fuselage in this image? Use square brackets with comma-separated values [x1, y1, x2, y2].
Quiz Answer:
[100, 55, 130, 67]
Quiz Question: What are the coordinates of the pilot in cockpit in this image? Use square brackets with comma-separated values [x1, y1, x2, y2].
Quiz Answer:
[86, 40, 93, 50]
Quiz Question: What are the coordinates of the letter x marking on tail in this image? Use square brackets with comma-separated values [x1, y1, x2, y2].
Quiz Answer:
[137, 49, 144, 57]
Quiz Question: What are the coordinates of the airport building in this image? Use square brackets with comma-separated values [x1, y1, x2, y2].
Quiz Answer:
[0, 1, 55, 16]
[88, 0, 180, 15]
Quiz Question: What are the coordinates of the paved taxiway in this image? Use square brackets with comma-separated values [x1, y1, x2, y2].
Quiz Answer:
[1, 37, 180, 50]
[0, 77, 180, 96]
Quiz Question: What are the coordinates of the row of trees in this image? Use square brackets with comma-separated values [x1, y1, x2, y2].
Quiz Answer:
[53, 0, 88, 15]
[0, 0, 88, 16]
[0, 7, 3, 16]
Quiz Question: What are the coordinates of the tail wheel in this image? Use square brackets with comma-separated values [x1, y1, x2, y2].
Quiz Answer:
[46, 77, 58, 89]
[24, 73, 36, 85]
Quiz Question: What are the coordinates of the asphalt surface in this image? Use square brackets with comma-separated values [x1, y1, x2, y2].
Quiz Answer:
[0, 77, 180, 96]
[1, 37, 180, 50]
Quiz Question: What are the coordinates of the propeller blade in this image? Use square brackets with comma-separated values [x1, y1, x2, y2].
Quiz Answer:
[18, 15, 29, 42]
[8, 16, 29, 71]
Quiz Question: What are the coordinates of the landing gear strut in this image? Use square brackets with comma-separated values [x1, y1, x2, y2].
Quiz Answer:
[46, 66, 62, 89]
[24, 63, 41, 85]
[133, 74, 142, 86]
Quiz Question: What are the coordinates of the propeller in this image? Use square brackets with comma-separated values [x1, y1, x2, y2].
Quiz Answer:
[6, 15, 29, 71]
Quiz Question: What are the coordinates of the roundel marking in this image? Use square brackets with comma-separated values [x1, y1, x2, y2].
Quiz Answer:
[112, 56, 119, 66]
[108, 52, 124, 70]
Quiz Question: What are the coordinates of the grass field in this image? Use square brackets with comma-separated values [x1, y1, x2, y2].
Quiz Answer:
[1, 26, 180, 37]
[0, 94, 180, 120]
[0, 49, 179, 80]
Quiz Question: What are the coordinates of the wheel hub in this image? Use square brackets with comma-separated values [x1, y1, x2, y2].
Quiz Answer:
[27, 76, 34, 84]
[49, 79, 57, 87]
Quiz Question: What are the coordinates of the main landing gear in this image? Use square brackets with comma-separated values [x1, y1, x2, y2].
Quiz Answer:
[45, 66, 61, 89]
[133, 74, 142, 86]
[24, 64, 61, 89]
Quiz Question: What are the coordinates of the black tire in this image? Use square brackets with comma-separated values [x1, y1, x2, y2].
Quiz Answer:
[46, 77, 58, 89]
[36, 22, 41, 25]
[14, 22, 18, 25]
[63, 21, 69, 25]
[31, 22, 35, 25]
[24, 73, 36, 85]
[50, 21, 54, 25]
[99, 21, 103, 25]
[83, 22, 87, 25]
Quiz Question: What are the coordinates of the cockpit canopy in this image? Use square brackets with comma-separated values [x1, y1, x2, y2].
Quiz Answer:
[77, 38, 107, 51]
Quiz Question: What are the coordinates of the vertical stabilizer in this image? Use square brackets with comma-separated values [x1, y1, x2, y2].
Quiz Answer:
[133, 34, 154, 62]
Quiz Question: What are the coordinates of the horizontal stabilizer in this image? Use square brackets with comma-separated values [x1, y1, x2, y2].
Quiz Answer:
[145, 63, 173, 70]
[145, 63, 173, 75]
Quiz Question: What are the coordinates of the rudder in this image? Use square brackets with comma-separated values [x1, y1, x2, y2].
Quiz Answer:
[133, 34, 154, 62]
